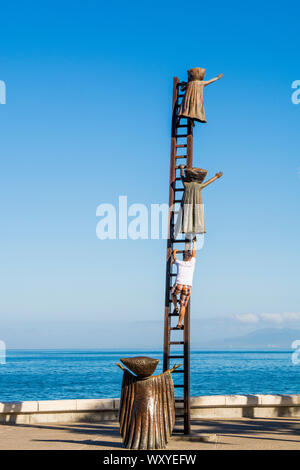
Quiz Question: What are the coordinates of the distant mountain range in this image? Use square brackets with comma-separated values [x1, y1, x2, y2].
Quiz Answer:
[196, 327, 300, 350]
[4, 317, 300, 350]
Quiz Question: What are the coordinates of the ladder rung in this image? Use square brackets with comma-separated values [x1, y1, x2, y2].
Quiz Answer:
[169, 313, 179, 317]
[173, 200, 181, 203]
[169, 341, 184, 345]
[176, 134, 188, 138]
[173, 370, 184, 373]
[175, 144, 187, 148]
[175, 156, 186, 159]
[168, 355, 184, 359]
[175, 399, 184, 402]
[171, 239, 189, 243]
[175, 177, 184, 181]
[175, 165, 186, 169]
[174, 384, 184, 388]
[174, 188, 184, 192]
[170, 327, 184, 330]
[177, 124, 187, 128]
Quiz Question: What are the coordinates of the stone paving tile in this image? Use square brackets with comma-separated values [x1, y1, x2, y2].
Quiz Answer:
[0, 419, 300, 450]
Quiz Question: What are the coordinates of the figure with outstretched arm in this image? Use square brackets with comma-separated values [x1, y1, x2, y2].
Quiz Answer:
[178, 67, 223, 123]
[175, 166, 223, 239]
[171, 237, 197, 329]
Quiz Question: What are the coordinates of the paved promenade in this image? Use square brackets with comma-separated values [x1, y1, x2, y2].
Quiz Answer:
[1, 418, 300, 450]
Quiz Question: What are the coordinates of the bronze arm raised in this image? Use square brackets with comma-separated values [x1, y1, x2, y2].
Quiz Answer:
[201, 171, 223, 188]
[203, 73, 223, 86]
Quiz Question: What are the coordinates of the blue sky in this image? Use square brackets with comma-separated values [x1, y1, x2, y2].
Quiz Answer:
[0, 0, 299, 348]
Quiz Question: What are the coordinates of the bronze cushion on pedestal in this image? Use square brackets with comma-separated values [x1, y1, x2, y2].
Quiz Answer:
[120, 356, 159, 378]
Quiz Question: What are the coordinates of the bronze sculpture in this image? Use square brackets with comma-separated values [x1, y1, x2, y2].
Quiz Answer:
[116, 356, 181, 450]
[175, 165, 223, 238]
[179, 67, 223, 123]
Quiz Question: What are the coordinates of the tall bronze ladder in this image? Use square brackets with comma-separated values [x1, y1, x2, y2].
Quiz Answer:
[163, 76, 193, 435]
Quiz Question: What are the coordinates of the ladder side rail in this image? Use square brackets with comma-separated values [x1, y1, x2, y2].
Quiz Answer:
[183, 118, 193, 434]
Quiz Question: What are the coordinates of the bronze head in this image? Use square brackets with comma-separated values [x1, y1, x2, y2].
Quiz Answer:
[185, 167, 207, 183]
[188, 67, 206, 81]
[120, 356, 159, 378]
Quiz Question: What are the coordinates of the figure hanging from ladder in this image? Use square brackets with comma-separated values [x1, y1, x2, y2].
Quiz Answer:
[171, 237, 197, 330]
[174, 165, 223, 239]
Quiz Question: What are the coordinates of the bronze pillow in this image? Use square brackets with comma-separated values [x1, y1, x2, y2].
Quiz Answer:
[120, 356, 159, 378]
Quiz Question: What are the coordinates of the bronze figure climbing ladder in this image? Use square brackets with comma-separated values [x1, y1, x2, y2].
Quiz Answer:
[163, 76, 193, 435]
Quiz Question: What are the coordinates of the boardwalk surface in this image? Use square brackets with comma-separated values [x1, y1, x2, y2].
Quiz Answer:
[0, 419, 300, 450]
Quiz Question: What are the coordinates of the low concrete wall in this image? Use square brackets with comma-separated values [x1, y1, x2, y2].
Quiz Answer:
[1, 395, 300, 424]
[0, 398, 120, 424]
[190, 394, 300, 419]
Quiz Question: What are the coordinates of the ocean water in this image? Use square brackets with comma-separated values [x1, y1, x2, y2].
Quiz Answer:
[0, 350, 299, 402]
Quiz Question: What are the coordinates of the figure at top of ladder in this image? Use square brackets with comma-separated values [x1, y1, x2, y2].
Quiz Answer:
[178, 67, 223, 123]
